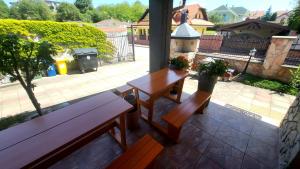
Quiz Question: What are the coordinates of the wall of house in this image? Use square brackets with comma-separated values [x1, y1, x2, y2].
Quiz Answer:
[279, 93, 300, 169]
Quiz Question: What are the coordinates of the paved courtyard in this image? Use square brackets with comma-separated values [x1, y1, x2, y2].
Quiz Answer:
[0, 46, 296, 126]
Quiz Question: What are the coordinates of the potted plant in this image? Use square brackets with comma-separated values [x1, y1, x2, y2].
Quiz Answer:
[197, 59, 228, 93]
[169, 56, 189, 71]
[169, 56, 189, 94]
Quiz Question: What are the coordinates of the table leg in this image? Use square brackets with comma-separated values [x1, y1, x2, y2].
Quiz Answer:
[134, 88, 141, 115]
[119, 114, 127, 150]
[148, 98, 154, 124]
[176, 79, 185, 103]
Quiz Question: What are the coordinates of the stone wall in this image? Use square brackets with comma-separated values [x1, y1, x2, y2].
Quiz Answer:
[195, 36, 298, 83]
[279, 93, 300, 169]
[194, 53, 296, 83]
[263, 36, 297, 79]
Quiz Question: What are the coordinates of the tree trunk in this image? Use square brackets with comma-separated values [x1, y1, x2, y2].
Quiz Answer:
[17, 76, 43, 116]
[24, 86, 43, 116]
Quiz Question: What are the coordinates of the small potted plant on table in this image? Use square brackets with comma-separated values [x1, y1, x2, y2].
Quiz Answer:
[169, 56, 189, 71]
[197, 59, 228, 93]
[169, 56, 189, 94]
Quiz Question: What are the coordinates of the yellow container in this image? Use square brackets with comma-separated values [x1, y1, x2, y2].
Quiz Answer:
[56, 59, 67, 75]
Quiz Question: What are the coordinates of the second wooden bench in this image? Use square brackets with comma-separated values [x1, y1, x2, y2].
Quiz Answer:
[161, 90, 211, 142]
[106, 134, 163, 169]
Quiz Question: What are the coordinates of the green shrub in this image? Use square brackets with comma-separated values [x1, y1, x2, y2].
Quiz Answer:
[290, 65, 300, 88]
[241, 74, 298, 95]
[0, 19, 114, 58]
[198, 59, 228, 77]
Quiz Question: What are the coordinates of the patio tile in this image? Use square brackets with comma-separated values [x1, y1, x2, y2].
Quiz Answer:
[223, 115, 255, 135]
[252, 100, 270, 108]
[246, 137, 279, 169]
[193, 156, 223, 169]
[271, 105, 288, 114]
[215, 123, 250, 152]
[241, 154, 272, 169]
[251, 121, 279, 147]
[204, 139, 244, 169]
[181, 123, 213, 153]
[250, 105, 270, 117]
[190, 114, 222, 136]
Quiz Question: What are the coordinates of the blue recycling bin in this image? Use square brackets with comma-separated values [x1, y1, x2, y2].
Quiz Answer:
[47, 64, 57, 77]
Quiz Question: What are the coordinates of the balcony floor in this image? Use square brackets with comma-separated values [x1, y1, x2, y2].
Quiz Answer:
[50, 96, 279, 169]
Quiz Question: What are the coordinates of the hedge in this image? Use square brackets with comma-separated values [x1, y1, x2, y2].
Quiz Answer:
[0, 19, 114, 58]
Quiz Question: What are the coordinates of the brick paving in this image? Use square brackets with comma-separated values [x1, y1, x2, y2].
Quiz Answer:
[0, 46, 296, 126]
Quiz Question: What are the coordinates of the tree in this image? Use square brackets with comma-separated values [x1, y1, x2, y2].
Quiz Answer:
[270, 12, 277, 21]
[86, 9, 102, 23]
[56, 2, 81, 22]
[74, 0, 93, 13]
[261, 6, 277, 21]
[0, 0, 9, 18]
[96, 1, 146, 22]
[208, 13, 222, 23]
[10, 0, 53, 20]
[0, 34, 56, 116]
[288, 0, 300, 33]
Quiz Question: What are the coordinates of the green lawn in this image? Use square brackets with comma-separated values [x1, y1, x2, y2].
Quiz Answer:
[238, 74, 298, 96]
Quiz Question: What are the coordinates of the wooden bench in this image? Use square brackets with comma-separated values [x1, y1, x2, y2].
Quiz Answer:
[161, 90, 211, 142]
[107, 134, 163, 169]
[115, 84, 134, 98]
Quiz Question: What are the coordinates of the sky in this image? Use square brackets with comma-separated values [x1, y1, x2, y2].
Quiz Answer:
[4, 0, 297, 11]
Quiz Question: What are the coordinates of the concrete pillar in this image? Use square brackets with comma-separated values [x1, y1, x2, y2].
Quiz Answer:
[149, 0, 173, 72]
[263, 36, 297, 77]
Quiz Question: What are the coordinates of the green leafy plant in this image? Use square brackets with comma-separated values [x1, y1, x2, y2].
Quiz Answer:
[0, 34, 56, 116]
[0, 19, 114, 59]
[290, 65, 300, 89]
[170, 56, 189, 70]
[198, 59, 228, 76]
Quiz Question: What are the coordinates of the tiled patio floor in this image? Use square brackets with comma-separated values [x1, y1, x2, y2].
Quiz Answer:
[0, 46, 295, 127]
[50, 97, 280, 169]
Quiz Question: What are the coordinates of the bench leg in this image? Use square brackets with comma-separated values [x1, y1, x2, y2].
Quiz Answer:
[175, 79, 185, 103]
[167, 125, 181, 143]
[134, 88, 141, 116]
[119, 114, 127, 150]
[195, 98, 211, 114]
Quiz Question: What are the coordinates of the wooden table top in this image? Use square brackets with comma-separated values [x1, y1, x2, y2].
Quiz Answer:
[127, 68, 189, 96]
[0, 91, 133, 169]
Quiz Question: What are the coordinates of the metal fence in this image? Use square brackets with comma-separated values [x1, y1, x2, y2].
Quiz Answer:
[285, 36, 300, 66]
[106, 32, 135, 63]
[220, 36, 270, 59]
[198, 34, 270, 60]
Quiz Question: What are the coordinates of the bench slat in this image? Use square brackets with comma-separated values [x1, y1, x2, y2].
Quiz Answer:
[107, 135, 163, 169]
[116, 85, 133, 95]
[132, 143, 163, 169]
[0, 91, 118, 152]
[162, 91, 211, 129]
[106, 135, 152, 169]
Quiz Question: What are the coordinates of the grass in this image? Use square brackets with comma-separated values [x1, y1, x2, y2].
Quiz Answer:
[239, 74, 299, 96]
[0, 112, 33, 131]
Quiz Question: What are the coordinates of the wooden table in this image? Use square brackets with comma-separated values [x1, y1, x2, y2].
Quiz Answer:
[0, 91, 132, 169]
[127, 68, 189, 124]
